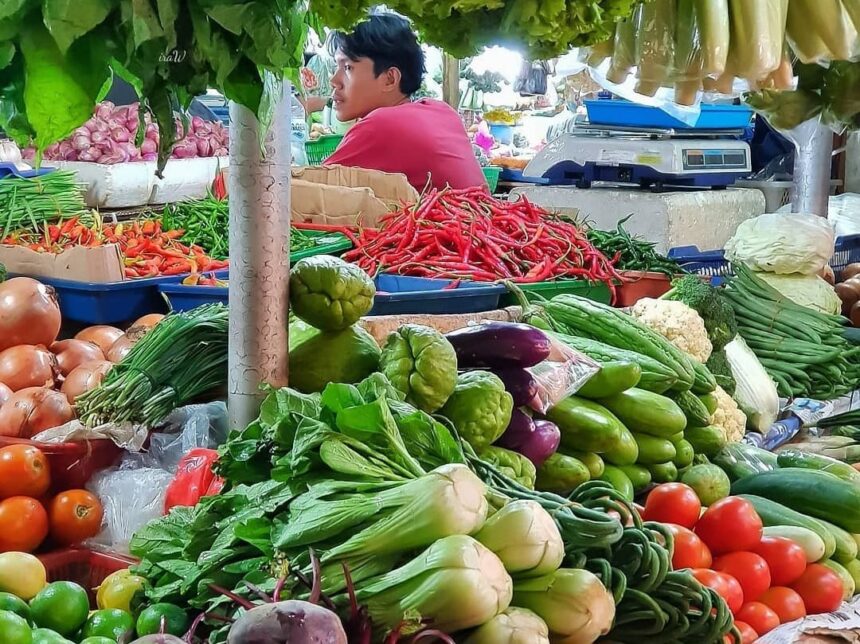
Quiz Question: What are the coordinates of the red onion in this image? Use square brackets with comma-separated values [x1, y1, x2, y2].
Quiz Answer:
[140, 139, 157, 154]
[91, 130, 107, 144]
[72, 136, 91, 151]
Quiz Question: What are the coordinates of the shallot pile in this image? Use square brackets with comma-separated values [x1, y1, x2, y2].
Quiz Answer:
[0, 276, 164, 437]
[23, 101, 229, 164]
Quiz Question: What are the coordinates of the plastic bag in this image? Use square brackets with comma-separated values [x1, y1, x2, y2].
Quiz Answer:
[828, 193, 860, 237]
[145, 401, 228, 471]
[526, 335, 600, 414]
[786, 0, 858, 64]
[634, 0, 677, 97]
[728, 0, 788, 81]
[724, 212, 835, 275]
[163, 448, 224, 513]
[514, 61, 550, 97]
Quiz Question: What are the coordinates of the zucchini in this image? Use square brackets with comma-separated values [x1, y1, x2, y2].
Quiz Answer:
[843, 560, 860, 594]
[553, 333, 678, 394]
[684, 425, 727, 458]
[567, 451, 605, 479]
[819, 519, 859, 565]
[776, 449, 860, 484]
[546, 396, 625, 454]
[599, 465, 635, 501]
[673, 439, 695, 468]
[603, 427, 639, 466]
[673, 390, 711, 428]
[738, 494, 837, 560]
[577, 361, 642, 399]
[598, 388, 687, 438]
[822, 560, 855, 600]
[545, 297, 696, 390]
[699, 392, 718, 415]
[633, 433, 676, 465]
[690, 361, 717, 394]
[619, 464, 652, 492]
[648, 461, 679, 483]
[762, 526, 826, 562]
[732, 468, 860, 533]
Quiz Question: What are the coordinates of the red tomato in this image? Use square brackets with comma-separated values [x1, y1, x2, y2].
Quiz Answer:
[758, 586, 807, 623]
[753, 536, 808, 586]
[734, 620, 759, 644]
[713, 551, 772, 602]
[0, 496, 49, 552]
[791, 564, 844, 614]
[718, 573, 745, 615]
[692, 569, 742, 614]
[642, 483, 702, 528]
[0, 444, 51, 499]
[666, 524, 712, 570]
[47, 489, 104, 546]
[694, 497, 762, 555]
[736, 601, 780, 636]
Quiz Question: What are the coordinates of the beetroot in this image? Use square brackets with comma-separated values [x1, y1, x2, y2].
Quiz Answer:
[226, 601, 347, 644]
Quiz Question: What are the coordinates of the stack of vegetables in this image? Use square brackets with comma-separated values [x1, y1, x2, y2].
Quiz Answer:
[582, 0, 860, 106]
[342, 186, 623, 299]
[0, 171, 89, 237]
[2, 218, 229, 278]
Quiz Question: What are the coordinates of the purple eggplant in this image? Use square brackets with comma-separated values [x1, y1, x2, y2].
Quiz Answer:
[446, 322, 551, 369]
[497, 408, 536, 451]
[493, 368, 540, 407]
[520, 420, 561, 467]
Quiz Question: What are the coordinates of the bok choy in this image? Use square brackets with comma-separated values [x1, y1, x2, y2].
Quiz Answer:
[463, 607, 550, 644]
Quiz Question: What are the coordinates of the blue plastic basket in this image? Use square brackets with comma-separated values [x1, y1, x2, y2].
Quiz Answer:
[584, 100, 754, 130]
[159, 282, 228, 313]
[370, 274, 505, 316]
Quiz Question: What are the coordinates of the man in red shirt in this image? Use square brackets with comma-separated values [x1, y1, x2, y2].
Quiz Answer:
[323, 13, 486, 192]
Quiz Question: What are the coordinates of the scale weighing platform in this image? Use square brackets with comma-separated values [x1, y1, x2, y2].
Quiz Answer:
[524, 124, 752, 191]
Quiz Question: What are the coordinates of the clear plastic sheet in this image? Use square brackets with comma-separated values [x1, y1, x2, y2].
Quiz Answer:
[526, 336, 600, 414]
[827, 193, 860, 237]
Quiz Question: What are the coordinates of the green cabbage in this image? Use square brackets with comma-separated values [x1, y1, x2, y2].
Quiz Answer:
[441, 371, 513, 452]
[379, 324, 458, 413]
[757, 271, 842, 315]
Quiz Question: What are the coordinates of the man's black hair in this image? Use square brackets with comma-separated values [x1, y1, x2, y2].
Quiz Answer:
[330, 13, 426, 95]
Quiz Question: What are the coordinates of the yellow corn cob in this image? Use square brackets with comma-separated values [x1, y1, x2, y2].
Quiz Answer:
[635, 0, 677, 96]
[694, 0, 730, 76]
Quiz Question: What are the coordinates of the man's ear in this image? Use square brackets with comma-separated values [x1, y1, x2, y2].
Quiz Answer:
[382, 67, 403, 93]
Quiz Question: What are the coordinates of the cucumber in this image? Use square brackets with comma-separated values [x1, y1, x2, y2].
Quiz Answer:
[648, 461, 679, 483]
[776, 449, 860, 484]
[603, 427, 639, 466]
[699, 392, 718, 415]
[854, 533, 860, 552]
[568, 451, 605, 479]
[822, 560, 855, 600]
[673, 390, 711, 428]
[819, 519, 859, 564]
[577, 361, 642, 399]
[546, 396, 626, 454]
[619, 464, 652, 492]
[633, 433, 677, 464]
[762, 526, 826, 562]
[690, 361, 717, 394]
[673, 439, 695, 468]
[599, 465, 634, 501]
[598, 388, 687, 438]
[732, 468, 860, 533]
[685, 425, 727, 457]
[738, 494, 837, 560]
[843, 560, 860, 593]
[712, 443, 778, 481]
[535, 453, 591, 495]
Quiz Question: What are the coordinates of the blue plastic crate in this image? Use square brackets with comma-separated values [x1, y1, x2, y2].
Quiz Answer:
[16, 273, 201, 325]
[159, 282, 228, 313]
[585, 100, 753, 130]
[0, 163, 56, 180]
[832, 234, 860, 280]
[370, 274, 505, 316]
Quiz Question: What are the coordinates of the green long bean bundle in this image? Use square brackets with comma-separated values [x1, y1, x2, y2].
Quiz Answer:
[0, 171, 88, 237]
[75, 304, 228, 427]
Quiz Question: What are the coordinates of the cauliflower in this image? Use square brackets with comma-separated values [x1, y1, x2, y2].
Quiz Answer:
[630, 298, 713, 363]
[711, 386, 747, 443]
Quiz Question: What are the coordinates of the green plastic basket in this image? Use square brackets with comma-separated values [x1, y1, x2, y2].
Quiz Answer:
[290, 229, 352, 262]
[501, 279, 612, 307]
[483, 166, 501, 192]
[305, 134, 344, 165]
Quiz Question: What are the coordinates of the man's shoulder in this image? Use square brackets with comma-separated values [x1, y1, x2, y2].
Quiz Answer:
[365, 99, 458, 125]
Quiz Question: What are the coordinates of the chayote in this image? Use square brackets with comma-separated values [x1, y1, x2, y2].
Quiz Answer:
[289, 325, 381, 393]
[441, 370, 513, 452]
[534, 452, 591, 495]
[481, 446, 537, 489]
[289, 255, 375, 331]
[380, 324, 458, 413]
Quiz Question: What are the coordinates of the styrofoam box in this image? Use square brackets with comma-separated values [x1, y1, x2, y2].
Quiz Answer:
[44, 156, 229, 209]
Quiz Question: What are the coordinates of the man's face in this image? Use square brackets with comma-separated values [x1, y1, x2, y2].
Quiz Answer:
[331, 52, 396, 122]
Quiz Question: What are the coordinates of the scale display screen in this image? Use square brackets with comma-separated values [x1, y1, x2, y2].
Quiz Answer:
[683, 149, 748, 170]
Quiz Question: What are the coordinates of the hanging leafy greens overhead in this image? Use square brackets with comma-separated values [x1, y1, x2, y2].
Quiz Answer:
[0, 0, 314, 171]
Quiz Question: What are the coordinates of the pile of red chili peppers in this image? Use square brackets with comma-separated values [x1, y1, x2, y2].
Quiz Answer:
[2, 218, 229, 278]
[343, 186, 622, 295]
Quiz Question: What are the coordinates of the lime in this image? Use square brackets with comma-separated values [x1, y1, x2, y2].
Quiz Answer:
[29, 581, 89, 637]
[96, 570, 146, 612]
[0, 609, 32, 644]
[0, 552, 47, 600]
[79, 638, 116, 644]
[81, 608, 135, 641]
[136, 603, 189, 636]
[31, 628, 74, 644]
[681, 463, 731, 506]
[0, 592, 30, 621]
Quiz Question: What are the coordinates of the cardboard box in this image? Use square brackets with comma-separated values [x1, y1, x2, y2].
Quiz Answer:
[0, 243, 125, 282]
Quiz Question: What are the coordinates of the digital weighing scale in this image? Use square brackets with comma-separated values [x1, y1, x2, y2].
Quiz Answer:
[524, 124, 752, 190]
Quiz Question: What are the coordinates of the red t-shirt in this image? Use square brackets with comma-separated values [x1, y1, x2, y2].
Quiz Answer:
[324, 99, 486, 191]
